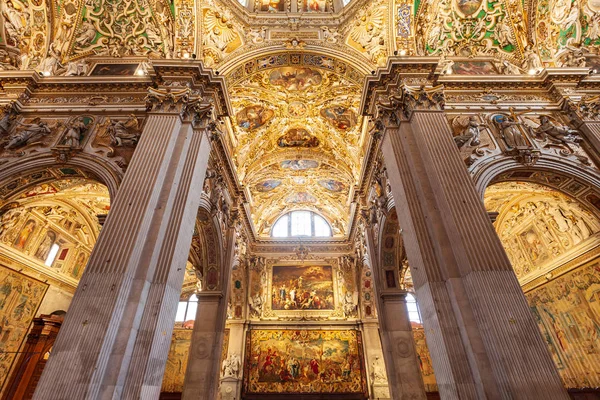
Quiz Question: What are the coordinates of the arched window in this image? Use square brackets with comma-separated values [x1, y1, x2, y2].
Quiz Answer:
[175, 294, 198, 322]
[271, 211, 332, 238]
[406, 293, 422, 323]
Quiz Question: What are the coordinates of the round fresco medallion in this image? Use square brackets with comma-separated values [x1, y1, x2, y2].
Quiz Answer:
[286, 192, 317, 204]
[455, 0, 483, 16]
[255, 179, 281, 192]
[318, 179, 345, 192]
[280, 159, 319, 170]
[236, 105, 274, 130]
[320, 106, 357, 130]
[288, 101, 308, 117]
[268, 67, 323, 91]
[278, 128, 319, 148]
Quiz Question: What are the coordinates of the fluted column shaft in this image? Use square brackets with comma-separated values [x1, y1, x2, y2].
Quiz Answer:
[33, 110, 211, 400]
[364, 229, 426, 399]
[118, 123, 212, 399]
[182, 228, 237, 400]
[381, 109, 569, 400]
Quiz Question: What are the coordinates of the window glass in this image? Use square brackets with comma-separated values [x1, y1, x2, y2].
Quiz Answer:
[45, 244, 60, 266]
[314, 214, 332, 237]
[175, 302, 187, 322]
[291, 211, 312, 236]
[272, 215, 289, 237]
[406, 293, 422, 323]
[271, 211, 333, 237]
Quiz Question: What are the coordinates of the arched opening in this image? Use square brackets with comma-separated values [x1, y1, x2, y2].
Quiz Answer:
[0, 168, 111, 398]
[484, 179, 600, 391]
[271, 210, 332, 238]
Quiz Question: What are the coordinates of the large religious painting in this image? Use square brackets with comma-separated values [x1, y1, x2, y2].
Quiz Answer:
[271, 265, 334, 310]
[0, 266, 48, 392]
[280, 159, 319, 170]
[526, 259, 600, 388]
[243, 329, 368, 396]
[302, 0, 327, 12]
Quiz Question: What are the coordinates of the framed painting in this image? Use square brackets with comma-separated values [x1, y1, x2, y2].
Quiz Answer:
[90, 63, 139, 76]
[270, 265, 335, 312]
[243, 329, 368, 398]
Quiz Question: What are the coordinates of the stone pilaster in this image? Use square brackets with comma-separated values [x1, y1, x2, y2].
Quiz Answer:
[364, 227, 426, 400]
[33, 87, 216, 400]
[567, 96, 600, 165]
[182, 228, 237, 400]
[360, 321, 391, 400]
[376, 85, 569, 399]
[117, 114, 214, 398]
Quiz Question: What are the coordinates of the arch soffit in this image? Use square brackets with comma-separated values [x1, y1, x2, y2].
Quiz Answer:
[0, 154, 123, 201]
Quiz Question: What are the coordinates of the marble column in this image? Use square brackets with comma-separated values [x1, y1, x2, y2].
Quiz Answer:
[182, 228, 237, 400]
[376, 86, 569, 399]
[33, 88, 216, 400]
[364, 229, 426, 400]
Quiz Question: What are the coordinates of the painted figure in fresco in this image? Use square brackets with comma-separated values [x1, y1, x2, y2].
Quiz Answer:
[320, 107, 357, 130]
[4, 118, 51, 150]
[269, 67, 323, 91]
[236, 105, 274, 130]
[318, 179, 344, 192]
[14, 219, 35, 249]
[34, 231, 56, 260]
[280, 160, 319, 170]
[277, 129, 319, 148]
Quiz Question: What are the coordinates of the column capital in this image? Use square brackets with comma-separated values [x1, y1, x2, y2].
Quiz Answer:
[380, 290, 409, 302]
[565, 94, 600, 123]
[145, 86, 215, 126]
[375, 84, 445, 127]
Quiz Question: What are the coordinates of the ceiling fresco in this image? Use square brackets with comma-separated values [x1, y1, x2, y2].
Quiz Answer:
[228, 63, 364, 237]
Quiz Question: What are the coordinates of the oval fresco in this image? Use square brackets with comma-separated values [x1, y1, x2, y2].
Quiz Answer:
[255, 179, 282, 192]
[286, 192, 317, 204]
[269, 67, 323, 91]
[455, 0, 483, 16]
[318, 179, 345, 192]
[320, 106, 357, 130]
[278, 129, 320, 148]
[280, 160, 319, 170]
[236, 105, 274, 130]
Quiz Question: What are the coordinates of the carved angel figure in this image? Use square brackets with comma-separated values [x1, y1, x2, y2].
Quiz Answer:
[99, 115, 140, 147]
[534, 116, 582, 145]
[222, 353, 240, 378]
[4, 118, 51, 149]
[249, 293, 264, 317]
[494, 18, 514, 48]
[453, 116, 486, 148]
[371, 356, 387, 384]
[557, 47, 587, 68]
[496, 59, 522, 75]
[522, 45, 543, 71]
[246, 26, 267, 44]
[75, 20, 97, 47]
[62, 59, 89, 76]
